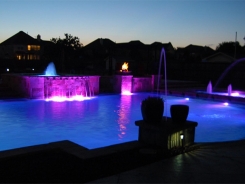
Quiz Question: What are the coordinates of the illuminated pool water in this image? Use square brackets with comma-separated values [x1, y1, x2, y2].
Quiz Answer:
[0, 93, 245, 151]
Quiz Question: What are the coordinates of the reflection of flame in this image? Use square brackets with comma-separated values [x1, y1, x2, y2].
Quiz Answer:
[121, 62, 128, 72]
[117, 95, 131, 140]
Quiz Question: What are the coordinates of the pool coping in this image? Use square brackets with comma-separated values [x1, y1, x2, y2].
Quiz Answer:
[166, 88, 245, 104]
[0, 140, 147, 160]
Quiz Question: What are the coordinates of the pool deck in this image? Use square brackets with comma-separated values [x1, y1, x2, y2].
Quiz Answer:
[0, 139, 245, 183]
[90, 140, 245, 183]
[0, 80, 245, 183]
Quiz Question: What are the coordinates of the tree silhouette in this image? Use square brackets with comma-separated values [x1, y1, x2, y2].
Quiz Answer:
[50, 33, 83, 72]
[216, 41, 244, 58]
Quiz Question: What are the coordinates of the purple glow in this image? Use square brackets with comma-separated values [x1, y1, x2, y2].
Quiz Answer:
[121, 75, 133, 94]
[231, 92, 240, 97]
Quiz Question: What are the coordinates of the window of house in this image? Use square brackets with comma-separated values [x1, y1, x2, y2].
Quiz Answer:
[27, 45, 40, 51]
[16, 55, 21, 60]
[27, 54, 40, 60]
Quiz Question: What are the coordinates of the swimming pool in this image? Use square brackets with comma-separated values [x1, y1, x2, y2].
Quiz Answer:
[0, 92, 245, 151]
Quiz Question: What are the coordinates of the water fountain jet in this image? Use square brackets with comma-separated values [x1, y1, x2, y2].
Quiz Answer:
[44, 62, 57, 76]
[157, 47, 167, 119]
[157, 47, 167, 96]
[207, 81, 212, 93]
[227, 84, 232, 96]
[214, 57, 245, 90]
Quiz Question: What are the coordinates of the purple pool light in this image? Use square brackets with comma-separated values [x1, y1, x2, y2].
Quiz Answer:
[0, 93, 245, 151]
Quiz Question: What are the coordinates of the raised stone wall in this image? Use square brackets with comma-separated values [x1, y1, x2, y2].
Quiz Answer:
[1, 74, 100, 99]
[113, 75, 153, 93]
[132, 77, 153, 92]
[2, 73, 154, 98]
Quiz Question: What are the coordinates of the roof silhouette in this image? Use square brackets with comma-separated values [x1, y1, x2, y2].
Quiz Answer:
[84, 38, 116, 49]
[0, 31, 40, 45]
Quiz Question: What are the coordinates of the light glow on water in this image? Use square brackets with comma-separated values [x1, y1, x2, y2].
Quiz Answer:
[0, 93, 245, 151]
[45, 95, 93, 102]
[231, 92, 240, 96]
[121, 91, 132, 95]
[224, 102, 229, 106]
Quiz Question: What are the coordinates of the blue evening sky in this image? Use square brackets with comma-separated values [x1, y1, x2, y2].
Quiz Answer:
[1, 0, 244, 49]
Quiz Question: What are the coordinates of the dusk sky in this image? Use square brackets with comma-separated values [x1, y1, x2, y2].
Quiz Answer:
[1, 0, 245, 49]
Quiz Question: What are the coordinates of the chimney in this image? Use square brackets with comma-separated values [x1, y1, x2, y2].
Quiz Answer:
[37, 34, 41, 41]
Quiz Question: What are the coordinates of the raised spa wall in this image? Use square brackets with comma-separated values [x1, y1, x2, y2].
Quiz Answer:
[1, 74, 100, 99]
[1, 74, 159, 99]
[100, 74, 160, 94]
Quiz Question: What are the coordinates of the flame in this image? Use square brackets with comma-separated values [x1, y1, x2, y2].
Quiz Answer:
[121, 62, 128, 72]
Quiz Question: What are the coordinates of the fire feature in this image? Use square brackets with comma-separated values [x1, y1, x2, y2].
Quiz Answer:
[115, 62, 133, 95]
[120, 62, 129, 72]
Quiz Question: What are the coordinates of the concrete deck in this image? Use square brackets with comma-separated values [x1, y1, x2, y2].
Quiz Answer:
[0, 139, 245, 183]
[89, 140, 245, 183]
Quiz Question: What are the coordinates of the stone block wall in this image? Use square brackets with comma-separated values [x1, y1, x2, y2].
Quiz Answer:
[44, 76, 99, 98]
[132, 77, 153, 92]
[112, 75, 153, 93]
[1, 74, 100, 99]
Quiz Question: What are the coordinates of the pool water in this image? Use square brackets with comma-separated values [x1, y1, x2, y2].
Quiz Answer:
[0, 93, 245, 151]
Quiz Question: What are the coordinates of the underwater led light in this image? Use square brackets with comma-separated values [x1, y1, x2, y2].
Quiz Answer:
[231, 92, 240, 96]
[45, 95, 92, 102]
[121, 90, 132, 95]
[224, 102, 229, 106]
